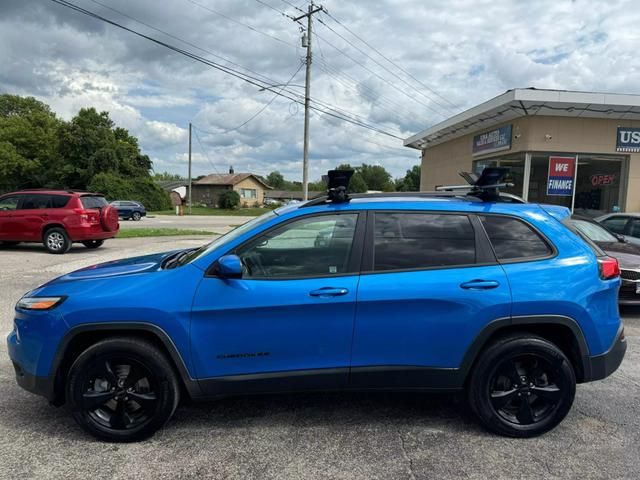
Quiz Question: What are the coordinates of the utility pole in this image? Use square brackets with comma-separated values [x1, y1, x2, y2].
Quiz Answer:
[188, 122, 192, 215]
[293, 2, 323, 201]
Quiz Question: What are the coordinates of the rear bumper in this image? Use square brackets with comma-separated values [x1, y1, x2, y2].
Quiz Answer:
[582, 325, 627, 382]
[618, 282, 640, 305]
[67, 224, 118, 242]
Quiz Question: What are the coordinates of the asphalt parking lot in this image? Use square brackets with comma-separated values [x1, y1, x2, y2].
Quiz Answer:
[1, 235, 640, 479]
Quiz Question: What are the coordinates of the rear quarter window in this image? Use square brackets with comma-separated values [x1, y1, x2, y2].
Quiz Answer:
[480, 215, 553, 261]
[49, 195, 71, 208]
[81, 196, 108, 209]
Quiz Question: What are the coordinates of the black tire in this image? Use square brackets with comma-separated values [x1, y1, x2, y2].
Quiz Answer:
[67, 337, 180, 442]
[131, 211, 142, 221]
[82, 240, 104, 249]
[43, 227, 71, 254]
[467, 334, 576, 438]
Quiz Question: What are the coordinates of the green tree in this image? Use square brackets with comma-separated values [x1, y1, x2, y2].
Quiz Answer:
[0, 95, 62, 192]
[358, 163, 393, 191]
[395, 165, 421, 191]
[218, 190, 241, 209]
[266, 171, 285, 189]
[153, 171, 185, 181]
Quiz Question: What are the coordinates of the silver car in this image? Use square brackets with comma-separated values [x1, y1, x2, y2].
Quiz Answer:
[595, 213, 640, 248]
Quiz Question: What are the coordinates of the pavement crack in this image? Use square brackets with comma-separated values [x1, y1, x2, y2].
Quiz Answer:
[398, 430, 417, 480]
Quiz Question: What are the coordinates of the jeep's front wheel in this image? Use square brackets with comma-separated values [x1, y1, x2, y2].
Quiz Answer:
[67, 337, 180, 442]
[468, 334, 576, 438]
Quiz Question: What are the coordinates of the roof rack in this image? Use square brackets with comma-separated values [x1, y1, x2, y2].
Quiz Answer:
[300, 167, 525, 208]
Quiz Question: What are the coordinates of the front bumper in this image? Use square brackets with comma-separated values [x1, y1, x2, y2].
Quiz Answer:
[582, 325, 627, 382]
[619, 280, 640, 305]
[11, 360, 56, 402]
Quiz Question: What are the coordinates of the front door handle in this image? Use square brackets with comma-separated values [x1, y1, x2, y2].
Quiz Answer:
[309, 287, 349, 297]
[460, 279, 500, 290]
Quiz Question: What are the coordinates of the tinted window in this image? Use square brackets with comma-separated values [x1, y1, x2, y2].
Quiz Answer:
[568, 219, 618, 243]
[629, 219, 640, 238]
[601, 216, 628, 234]
[237, 214, 358, 278]
[20, 194, 50, 209]
[0, 196, 20, 211]
[480, 215, 552, 260]
[50, 195, 70, 208]
[373, 213, 476, 271]
[81, 196, 108, 209]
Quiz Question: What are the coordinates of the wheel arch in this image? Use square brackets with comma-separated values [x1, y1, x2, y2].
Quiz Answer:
[50, 323, 202, 405]
[41, 222, 66, 239]
[460, 315, 591, 384]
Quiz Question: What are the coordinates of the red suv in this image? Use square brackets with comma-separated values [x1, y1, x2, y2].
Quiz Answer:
[0, 190, 119, 254]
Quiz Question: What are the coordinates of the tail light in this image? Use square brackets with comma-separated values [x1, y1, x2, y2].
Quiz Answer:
[598, 256, 620, 280]
[78, 210, 100, 225]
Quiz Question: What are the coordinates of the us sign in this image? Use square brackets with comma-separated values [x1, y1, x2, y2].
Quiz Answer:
[547, 156, 575, 197]
[616, 127, 640, 152]
[472, 124, 512, 156]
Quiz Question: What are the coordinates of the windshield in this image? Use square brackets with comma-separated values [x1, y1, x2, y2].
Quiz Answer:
[178, 210, 278, 265]
[568, 219, 618, 243]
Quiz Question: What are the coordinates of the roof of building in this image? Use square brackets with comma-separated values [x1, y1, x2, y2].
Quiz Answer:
[155, 180, 188, 191]
[265, 190, 325, 200]
[194, 173, 271, 189]
[404, 87, 640, 150]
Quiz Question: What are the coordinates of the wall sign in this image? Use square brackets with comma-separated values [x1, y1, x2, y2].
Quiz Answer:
[472, 124, 512, 156]
[590, 173, 617, 186]
[616, 127, 640, 152]
[547, 156, 575, 196]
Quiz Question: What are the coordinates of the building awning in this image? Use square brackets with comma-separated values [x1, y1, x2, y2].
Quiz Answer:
[404, 88, 640, 150]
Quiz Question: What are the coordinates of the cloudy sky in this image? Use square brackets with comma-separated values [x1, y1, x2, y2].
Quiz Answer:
[2, 0, 639, 182]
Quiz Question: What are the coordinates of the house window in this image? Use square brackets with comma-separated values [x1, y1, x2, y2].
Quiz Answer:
[240, 188, 257, 199]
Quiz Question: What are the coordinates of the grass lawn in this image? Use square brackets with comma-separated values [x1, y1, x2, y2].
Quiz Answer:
[116, 228, 217, 238]
[150, 207, 266, 216]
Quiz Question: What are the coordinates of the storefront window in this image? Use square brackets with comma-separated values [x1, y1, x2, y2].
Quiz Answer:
[472, 153, 525, 197]
[527, 153, 624, 216]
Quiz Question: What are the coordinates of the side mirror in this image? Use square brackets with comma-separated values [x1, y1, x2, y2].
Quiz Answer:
[615, 233, 626, 243]
[216, 254, 243, 279]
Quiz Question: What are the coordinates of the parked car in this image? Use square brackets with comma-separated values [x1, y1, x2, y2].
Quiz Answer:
[0, 190, 119, 254]
[595, 212, 640, 247]
[7, 172, 625, 441]
[566, 215, 640, 304]
[111, 200, 146, 221]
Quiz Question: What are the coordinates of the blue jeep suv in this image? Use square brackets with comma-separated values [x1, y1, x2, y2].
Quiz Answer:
[7, 170, 626, 441]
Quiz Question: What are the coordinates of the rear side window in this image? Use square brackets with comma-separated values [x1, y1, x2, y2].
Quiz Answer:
[20, 194, 50, 209]
[81, 196, 108, 209]
[373, 213, 476, 271]
[600, 216, 628, 234]
[480, 215, 552, 261]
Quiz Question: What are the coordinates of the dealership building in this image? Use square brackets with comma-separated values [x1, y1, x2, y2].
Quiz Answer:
[404, 88, 640, 216]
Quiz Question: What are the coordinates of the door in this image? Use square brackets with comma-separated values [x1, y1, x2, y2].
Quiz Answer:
[350, 211, 511, 388]
[11, 194, 51, 241]
[0, 195, 22, 240]
[191, 212, 364, 395]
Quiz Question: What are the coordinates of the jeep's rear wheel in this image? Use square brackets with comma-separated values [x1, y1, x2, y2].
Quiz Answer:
[43, 228, 71, 254]
[67, 337, 180, 442]
[468, 334, 576, 438]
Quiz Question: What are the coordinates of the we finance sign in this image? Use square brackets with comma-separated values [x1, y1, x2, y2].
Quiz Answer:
[547, 156, 575, 197]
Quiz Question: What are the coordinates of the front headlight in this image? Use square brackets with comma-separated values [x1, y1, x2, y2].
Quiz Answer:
[16, 296, 66, 311]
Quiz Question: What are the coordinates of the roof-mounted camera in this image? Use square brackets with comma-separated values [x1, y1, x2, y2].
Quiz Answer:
[323, 169, 354, 203]
[436, 167, 514, 201]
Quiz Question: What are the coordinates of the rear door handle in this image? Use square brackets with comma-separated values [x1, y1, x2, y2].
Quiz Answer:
[309, 287, 349, 297]
[460, 280, 500, 290]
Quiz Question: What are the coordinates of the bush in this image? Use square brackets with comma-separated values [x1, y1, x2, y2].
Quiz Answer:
[218, 190, 240, 209]
[88, 172, 171, 211]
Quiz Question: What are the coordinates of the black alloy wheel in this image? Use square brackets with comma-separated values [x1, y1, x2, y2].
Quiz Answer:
[67, 338, 180, 442]
[131, 211, 141, 221]
[468, 334, 576, 437]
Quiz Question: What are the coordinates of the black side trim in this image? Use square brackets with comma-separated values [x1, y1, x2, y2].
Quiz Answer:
[584, 325, 626, 382]
[51, 322, 202, 400]
[349, 366, 464, 391]
[198, 367, 349, 396]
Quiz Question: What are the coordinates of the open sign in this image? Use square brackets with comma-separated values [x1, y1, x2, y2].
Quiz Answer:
[590, 174, 616, 186]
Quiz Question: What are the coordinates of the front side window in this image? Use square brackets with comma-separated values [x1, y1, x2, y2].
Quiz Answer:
[237, 214, 358, 278]
[373, 213, 476, 271]
[480, 215, 552, 261]
[0, 196, 20, 211]
[601, 216, 628, 235]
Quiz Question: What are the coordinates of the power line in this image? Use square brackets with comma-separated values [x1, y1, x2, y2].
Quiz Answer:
[254, 0, 297, 21]
[317, 16, 453, 115]
[323, 10, 459, 111]
[184, 0, 297, 48]
[192, 128, 222, 174]
[49, 0, 403, 139]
